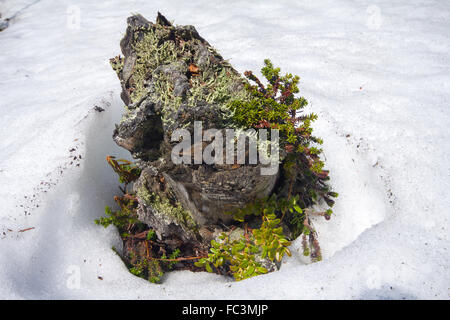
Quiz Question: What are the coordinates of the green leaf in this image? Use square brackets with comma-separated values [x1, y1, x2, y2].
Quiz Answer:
[244, 265, 255, 277]
[211, 239, 220, 248]
[235, 242, 245, 251]
[284, 247, 292, 257]
[257, 267, 268, 274]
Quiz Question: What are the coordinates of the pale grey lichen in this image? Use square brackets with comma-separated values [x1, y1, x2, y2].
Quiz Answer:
[136, 184, 197, 231]
[129, 26, 179, 102]
[121, 20, 252, 128]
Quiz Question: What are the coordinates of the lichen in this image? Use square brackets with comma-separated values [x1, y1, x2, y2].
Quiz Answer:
[150, 65, 252, 133]
[110, 55, 124, 76]
[137, 184, 197, 231]
[151, 73, 183, 127]
[188, 66, 250, 107]
[119, 105, 137, 124]
[123, 21, 252, 127]
[153, 75, 183, 109]
[130, 26, 179, 102]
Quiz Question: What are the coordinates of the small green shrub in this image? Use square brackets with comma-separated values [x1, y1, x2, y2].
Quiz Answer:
[95, 195, 138, 231]
[253, 213, 292, 262]
[195, 232, 269, 281]
[97, 155, 194, 284]
[195, 59, 338, 277]
[106, 156, 141, 193]
[102, 58, 338, 282]
[195, 199, 296, 281]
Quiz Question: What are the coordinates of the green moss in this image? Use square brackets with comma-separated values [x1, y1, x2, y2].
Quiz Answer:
[146, 229, 156, 241]
[161, 248, 180, 270]
[129, 257, 164, 283]
[147, 259, 164, 283]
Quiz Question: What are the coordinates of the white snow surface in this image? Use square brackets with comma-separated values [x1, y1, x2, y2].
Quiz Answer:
[0, 0, 449, 299]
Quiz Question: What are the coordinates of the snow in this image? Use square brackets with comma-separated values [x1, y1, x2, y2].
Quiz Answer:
[0, 0, 449, 299]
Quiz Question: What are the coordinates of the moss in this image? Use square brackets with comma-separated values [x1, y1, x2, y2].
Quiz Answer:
[137, 184, 197, 231]
[147, 259, 164, 283]
[129, 257, 164, 283]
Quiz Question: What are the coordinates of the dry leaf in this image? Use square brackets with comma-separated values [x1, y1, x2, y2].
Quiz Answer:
[189, 63, 199, 75]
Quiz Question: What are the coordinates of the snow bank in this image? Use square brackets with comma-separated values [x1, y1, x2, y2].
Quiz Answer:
[0, 0, 448, 299]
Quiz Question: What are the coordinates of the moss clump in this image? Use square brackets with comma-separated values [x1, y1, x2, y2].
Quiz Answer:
[128, 247, 181, 283]
[129, 256, 164, 284]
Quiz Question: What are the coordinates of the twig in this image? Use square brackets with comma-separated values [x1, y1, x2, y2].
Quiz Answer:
[145, 240, 151, 258]
[18, 227, 34, 232]
[281, 173, 295, 222]
[147, 255, 207, 262]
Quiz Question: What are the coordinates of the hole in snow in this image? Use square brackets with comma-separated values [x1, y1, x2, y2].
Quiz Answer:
[70, 95, 393, 279]
[289, 115, 393, 262]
